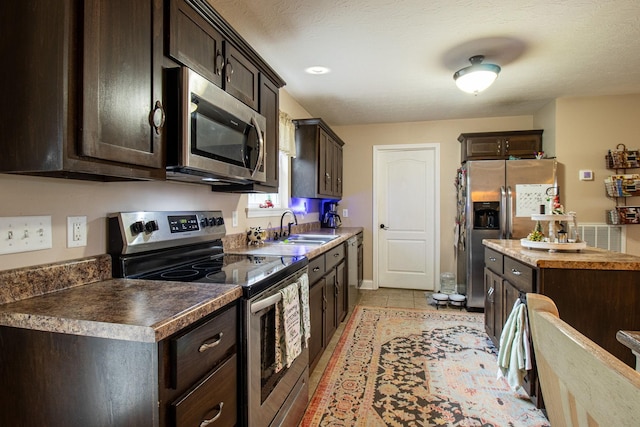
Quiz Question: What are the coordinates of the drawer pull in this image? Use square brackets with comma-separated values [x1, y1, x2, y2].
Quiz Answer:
[511, 268, 522, 276]
[200, 402, 224, 426]
[198, 333, 223, 353]
[489, 256, 497, 262]
[333, 253, 340, 257]
[313, 266, 321, 272]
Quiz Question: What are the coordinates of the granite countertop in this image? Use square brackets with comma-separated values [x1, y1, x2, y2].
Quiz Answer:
[0, 228, 363, 344]
[0, 254, 241, 343]
[226, 227, 363, 259]
[483, 239, 640, 270]
[617, 330, 640, 355]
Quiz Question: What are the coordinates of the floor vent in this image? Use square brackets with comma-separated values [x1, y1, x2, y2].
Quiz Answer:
[578, 223, 625, 252]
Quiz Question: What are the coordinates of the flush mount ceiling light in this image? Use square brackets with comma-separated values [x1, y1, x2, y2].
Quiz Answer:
[305, 66, 331, 75]
[453, 55, 501, 94]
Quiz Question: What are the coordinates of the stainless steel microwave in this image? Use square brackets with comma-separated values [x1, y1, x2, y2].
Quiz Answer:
[165, 67, 266, 185]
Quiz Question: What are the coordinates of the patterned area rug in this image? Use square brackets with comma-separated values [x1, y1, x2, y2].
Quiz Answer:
[301, 306, 550, 426]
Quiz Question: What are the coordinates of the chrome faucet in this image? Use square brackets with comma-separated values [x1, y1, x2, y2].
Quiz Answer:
[279, 210, 298, 238]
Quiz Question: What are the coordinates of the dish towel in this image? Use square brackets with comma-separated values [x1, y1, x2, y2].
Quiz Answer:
[497, 299, 533, 391]
[276, 282, 302, 371]
[298, 273, 311, 348]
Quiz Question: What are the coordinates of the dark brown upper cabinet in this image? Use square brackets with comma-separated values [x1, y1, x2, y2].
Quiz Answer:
[0, 0, 165, 180]
[292, 118, 345, 199]
[459, 130, 543, 163]
[167, 0, 259, 110]
[81, 0, 165, 170]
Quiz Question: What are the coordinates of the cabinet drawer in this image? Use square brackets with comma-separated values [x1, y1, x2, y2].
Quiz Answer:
[325, 243, 345, 271]
[172, 353, 237, 427]
[503, 257, 534, 292]
[171, 304, 237, 391]
[484, 248, 503, 273]
[308, 255, 326, 284]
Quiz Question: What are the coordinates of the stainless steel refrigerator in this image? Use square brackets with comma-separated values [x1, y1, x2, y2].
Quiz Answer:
[455, 159, 557, 309]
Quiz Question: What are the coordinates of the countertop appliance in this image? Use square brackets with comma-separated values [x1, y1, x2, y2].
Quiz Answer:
[321, 201, 342, 228]
[164, 67, 266, 186]
[456, 159, 557, 309]
[108, 210, 309, 427]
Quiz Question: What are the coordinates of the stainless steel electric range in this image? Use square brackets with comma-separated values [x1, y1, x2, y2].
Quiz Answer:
[108, 211, 310, 427]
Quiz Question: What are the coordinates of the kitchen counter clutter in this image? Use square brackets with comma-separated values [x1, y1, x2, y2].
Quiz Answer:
[483, 237, 640, 407]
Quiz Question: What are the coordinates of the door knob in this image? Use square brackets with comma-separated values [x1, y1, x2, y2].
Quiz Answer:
[380, 224, 389, 230]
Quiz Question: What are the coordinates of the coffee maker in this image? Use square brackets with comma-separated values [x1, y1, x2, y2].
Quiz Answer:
[321, 201, 342, 228]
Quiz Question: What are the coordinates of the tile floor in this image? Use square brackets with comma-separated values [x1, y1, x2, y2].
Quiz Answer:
[308, 287, 466, 394]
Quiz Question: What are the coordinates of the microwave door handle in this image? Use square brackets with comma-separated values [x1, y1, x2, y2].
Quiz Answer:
[251, 116, 265, 178]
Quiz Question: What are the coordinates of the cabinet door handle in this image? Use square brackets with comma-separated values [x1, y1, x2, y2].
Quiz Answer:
[511, 268, 522, 276]
[487, 286, 494, 303]
[198, 332, 223, 353]
[215, 50, 224, 76]
[225, 60, 234, 83]
[313, 266, 321, 272]
[150, 100, 165, 135]
[200, 401, 224, 426]
[333, 253, 340, 258]
[489, 256, 497, 262]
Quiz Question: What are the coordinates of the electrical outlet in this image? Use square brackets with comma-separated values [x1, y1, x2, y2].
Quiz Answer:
[342, 209, 349, 218]
[232, 210, 238, 227]
[67, 216, 87, 248]
[0, 216, 52, 255]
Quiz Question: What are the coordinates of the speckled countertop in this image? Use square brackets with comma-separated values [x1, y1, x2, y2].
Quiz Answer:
[483, 239, 640, 270]
[0, 254, 241, 343]
[0, 228, 363, 343]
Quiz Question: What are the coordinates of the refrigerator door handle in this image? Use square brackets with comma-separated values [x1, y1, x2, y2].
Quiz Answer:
[506, 186, 514, 239]
[500, 186, 507, 239]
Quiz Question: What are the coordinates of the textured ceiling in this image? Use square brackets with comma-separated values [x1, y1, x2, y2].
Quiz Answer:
[208, 0, 640, 126]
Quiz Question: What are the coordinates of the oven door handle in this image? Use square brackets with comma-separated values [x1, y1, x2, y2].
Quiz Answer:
[250, 292, 282, 314]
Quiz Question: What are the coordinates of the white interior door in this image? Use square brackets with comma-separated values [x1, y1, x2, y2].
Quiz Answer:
[373, 144, 440, 290]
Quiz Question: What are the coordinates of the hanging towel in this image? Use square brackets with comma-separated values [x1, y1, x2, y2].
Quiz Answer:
[298, 273, 311, 348]
[497, 299, 533, 391]
[274, 297, 285, 373]
[279, 282, 302, 370]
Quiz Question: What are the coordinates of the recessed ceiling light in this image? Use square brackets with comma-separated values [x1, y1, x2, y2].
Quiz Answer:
[305, 66, 331, 75]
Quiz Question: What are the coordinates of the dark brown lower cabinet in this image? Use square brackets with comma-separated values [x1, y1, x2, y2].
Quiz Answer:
[308, 244, 347, 371]
[0, 303, 239, 427]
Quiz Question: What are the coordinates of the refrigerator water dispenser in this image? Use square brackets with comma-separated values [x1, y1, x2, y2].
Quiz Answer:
[473, 201, 500, 229]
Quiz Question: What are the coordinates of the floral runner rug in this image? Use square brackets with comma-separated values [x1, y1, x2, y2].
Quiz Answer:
[301, 305, 550, 426]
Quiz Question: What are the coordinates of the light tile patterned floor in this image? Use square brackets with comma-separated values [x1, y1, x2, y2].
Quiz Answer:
[308, 288, 467, 395]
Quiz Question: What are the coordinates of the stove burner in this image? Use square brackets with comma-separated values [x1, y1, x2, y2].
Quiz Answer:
[160, 269, 200, 279]
[192, 261, 223, 270]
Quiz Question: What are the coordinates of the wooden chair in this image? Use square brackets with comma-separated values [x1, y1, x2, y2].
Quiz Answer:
[526, 293, 640, 426]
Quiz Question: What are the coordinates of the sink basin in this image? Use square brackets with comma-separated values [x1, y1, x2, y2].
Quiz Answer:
[279, 234, 340, 245]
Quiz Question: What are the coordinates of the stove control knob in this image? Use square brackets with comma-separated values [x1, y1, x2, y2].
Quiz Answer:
[200, 218, 208, 228]
[144, 220, 159, 233]
[130, 221, 145, 235]
[207, 217, 216, 227]
[215, 217, 224, 226]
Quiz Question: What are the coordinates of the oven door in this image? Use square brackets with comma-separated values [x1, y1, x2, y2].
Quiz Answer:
[246, 269, 309, 427]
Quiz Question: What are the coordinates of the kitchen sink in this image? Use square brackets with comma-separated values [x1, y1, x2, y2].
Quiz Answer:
[279, 234, 340, 245]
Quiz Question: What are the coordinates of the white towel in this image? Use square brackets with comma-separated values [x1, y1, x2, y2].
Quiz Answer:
[279, 283, 302, 370]
[497, 299, 533, 391]
[298, 273, 311, 348]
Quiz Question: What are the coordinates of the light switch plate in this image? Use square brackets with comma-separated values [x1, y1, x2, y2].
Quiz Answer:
[0, 216, 52, 255]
